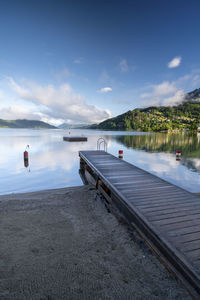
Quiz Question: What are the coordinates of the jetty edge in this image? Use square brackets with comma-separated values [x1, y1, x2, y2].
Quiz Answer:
[79, 150, 200, 298]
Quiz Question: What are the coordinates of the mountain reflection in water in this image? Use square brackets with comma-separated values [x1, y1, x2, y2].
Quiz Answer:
[0, 129, 199, 194]
[114, 133, 200, 174]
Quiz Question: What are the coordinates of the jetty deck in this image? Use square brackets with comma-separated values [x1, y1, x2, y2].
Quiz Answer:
[79, 150, 200, 298]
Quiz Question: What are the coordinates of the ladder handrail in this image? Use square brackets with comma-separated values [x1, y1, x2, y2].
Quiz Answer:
[97, 137, 107, 151]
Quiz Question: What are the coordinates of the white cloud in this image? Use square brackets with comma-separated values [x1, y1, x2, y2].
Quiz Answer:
[0, 106, 41, 121]
[119, 59, 128, 72]
[140, 81, 185, 106]
[162, 90, 185, 106]
[97, 87, 112, 93]
[153, 81, 177, 96]
[139, 69, 200, 107]
[168, 56, 182, 68]
[7, 77, 111, 124]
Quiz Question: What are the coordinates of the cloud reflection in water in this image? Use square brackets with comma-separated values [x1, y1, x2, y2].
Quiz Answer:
[0, 129, 200, 194]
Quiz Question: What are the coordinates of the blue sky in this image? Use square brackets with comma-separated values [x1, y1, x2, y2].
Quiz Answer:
[0, 0, 200, 125]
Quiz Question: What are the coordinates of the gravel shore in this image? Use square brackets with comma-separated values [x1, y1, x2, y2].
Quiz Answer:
[0, 185, 191, 299]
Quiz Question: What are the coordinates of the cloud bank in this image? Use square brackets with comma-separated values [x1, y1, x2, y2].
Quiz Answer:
[5, 77, 111, 124]
[140, 81, 185, 106]
[0, 106, 42, 121]
[168, 56, 182, 68]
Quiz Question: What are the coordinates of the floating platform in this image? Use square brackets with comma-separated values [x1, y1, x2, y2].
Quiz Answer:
[63, 136, 87, 142]
[79, 150, 200, 298]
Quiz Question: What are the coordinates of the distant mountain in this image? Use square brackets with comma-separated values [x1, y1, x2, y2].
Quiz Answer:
[0, 119, 56, 129]
[185, 88, 200, 102]
[91, 88, 200, 132]
[57, 123, 69, 129]
[57, 123, 90, 129]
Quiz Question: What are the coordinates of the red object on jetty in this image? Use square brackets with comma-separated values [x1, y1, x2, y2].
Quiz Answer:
[118, 150, 123, 159]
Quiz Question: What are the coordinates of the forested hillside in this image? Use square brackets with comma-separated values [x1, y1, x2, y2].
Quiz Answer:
[0, 119, 56, 129]
[92, 100, 200, 132]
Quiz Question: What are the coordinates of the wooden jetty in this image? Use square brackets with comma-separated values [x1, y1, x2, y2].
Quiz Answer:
[63, 136, 87, 142]
[79, 150, 200, 298]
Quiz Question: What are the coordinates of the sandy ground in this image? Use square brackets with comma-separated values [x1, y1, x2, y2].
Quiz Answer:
[0, 185, 191, 300]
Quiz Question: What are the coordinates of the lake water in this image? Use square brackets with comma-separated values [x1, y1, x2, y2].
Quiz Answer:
[1, 128, 200, 195]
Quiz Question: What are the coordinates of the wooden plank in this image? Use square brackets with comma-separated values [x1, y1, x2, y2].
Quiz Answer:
[159, 219, 200, 231]
[122, 187, 184, 197]
[100, 170, 142, 176]
[127, 187, 193, 196]
[167, 225, 200, 236]
[138, 202, 200, 214]
[111, 177, 163, 184]
[151, 214, 200, 226]
[107, 174, 147, 179]
[119, 186, 177, 195]
[173, 232, 200, 243]
[183, 249, 200, 260]
[147, 209, 200, 221]
[131, 198, 194, 208]
[145, 208, 200, 218]
[133, 199, 198, 210]
[176, 240, 200, 252]
[115, 181, 172, 188]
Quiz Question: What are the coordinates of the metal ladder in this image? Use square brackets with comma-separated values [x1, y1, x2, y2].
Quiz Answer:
[97, 137, 107, 152]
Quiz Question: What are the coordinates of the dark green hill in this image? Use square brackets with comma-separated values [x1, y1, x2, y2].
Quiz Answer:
[0, 119, 56, 129]
[92, 100, 200, 132]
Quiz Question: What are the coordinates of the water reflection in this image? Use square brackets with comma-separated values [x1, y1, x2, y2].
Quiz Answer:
[114, 133, 200, 174]
[0, 129, 200, 194]
[115, 133, 200, 155]
[0, 129, 108, 194]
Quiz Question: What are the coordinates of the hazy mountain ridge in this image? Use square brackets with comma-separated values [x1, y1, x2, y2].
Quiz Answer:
[91, 89, 200, 132]
[0, 119, 56, 129]
[57, 123, 90, 129]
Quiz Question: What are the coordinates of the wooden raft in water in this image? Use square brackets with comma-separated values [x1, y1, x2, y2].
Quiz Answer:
[63, 136, 87, 142]
[79, 150, 200, 298]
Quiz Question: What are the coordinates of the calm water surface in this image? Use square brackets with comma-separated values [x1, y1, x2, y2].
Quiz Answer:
[1, 128, 200, 195]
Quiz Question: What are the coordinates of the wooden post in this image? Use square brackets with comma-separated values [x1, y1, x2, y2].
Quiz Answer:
[80, 158, 85, 171]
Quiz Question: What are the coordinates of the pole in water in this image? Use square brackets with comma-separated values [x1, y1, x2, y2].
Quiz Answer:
[24, 156, 29, 167]
[176, 150, 181, 161]
[118, 150, 123, 159]
[24, 145, 29, 168]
